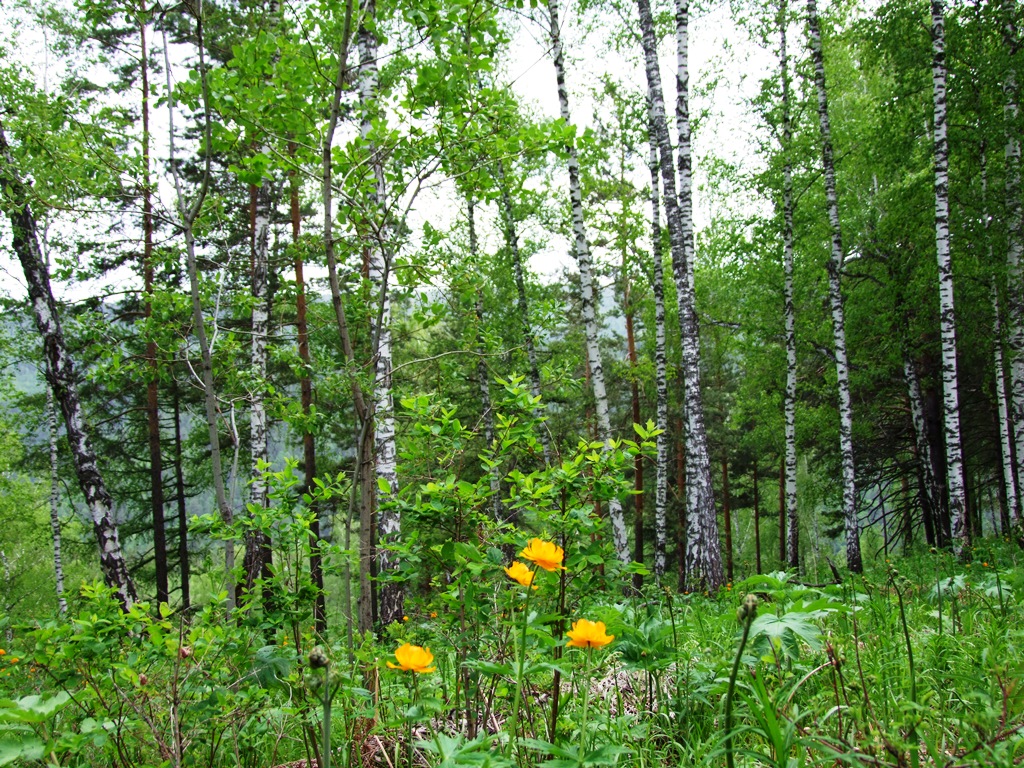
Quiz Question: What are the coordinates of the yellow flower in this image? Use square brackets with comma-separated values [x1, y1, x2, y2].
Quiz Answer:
[504, 561, 539, 589]
[387, 643, 436, 673]
[519, 539, 565, 572]
[566, 619, 614, 649]
[403, 615, 409, 622]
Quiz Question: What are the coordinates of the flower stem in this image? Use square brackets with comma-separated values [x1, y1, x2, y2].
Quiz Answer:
[578, 648, 592, 759]
[505, 573, 536, 762]
[321, 663, 331, 768]
[725, 596, 757, 768]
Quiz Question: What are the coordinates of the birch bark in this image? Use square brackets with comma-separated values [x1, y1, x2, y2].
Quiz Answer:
[546, 0, 630, 564]
[636, 0, 724, 591]
[992, 284, 1021, 527]
[242, 180, 273, 600]
[779, 2, 800, 570]
[47, 388, 67, 615]
[1003, 0, 1024, 521]
[646, 137, 670, 582]
[358, 0, 402, 625]
[806, 0, 861, 572]
[0, 122, 136, 607]
[931, 0, 968, 556]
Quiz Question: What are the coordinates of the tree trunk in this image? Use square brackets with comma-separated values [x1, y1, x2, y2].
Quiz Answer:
[904, 355, 940, 546]
[931, 0, 968, 557]
[994, 283, 1022, 529]
[140, 16, 168, 606]
[676, 418, 687, 591]
[241, 181, 274, 607]
[0, 121, 136, 608]
[546, 0, 630, 564]
[779, 0, 800, 571]
[161, 16, 234, 608]
[625, 273, 644, 588]
[636, 0, 724, 591]
[358, 0, 402, 626]
[779, 461, 786, 566]
[722, 458, 732, 583]
[1002, 0, 1024, 530]
[646, 134, 670, 583]
[47, 388, 67, 615]
[753, 458, 761, 575]
[172, 374, 190, 609]
[806, 0, 861, 572]
[291, 160, 326, 636]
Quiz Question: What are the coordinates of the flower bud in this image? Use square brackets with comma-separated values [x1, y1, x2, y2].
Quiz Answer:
[308, 646, 329, 669]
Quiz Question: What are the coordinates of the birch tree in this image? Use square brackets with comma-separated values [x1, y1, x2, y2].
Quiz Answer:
[545, 0, 630, 565]
[358, 0, 402, 625]
[646, 135, 670, 581]
[0, 120, 137, 607]
[806, 0, 861, 572]
[931, 0, 968, 555]
[635, 0, 724, 591]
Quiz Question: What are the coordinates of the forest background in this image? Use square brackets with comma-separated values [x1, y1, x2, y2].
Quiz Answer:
[0, 0, 1023, 763]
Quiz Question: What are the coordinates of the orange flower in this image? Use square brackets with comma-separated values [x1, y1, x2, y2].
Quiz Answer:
[9, 658, 19, 664]
[504, 561, 539, 589]
[519, 539, 565, 572]
[0, 649, 6, 656]
[387, 643, 436, 673]
[430, 612, 438, 619]
[566, 619, 614, 649]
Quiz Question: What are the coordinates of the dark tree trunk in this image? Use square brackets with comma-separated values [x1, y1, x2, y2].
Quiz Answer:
[140, 17, 168, 606]
[722, 458, 732, 583]
[291, 160, 326, 636]
[753, 459, 761, 575]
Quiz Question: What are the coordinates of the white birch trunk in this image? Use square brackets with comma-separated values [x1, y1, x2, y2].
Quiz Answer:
[806, 0, 861, 572]
[675, 0, 696, 298]
[0, 122, 137, 607]
[1003, 1, 1024, 522]
[993, 283, 1021, 526]
[47, 387, 67, 615]
[636, 0, 724, 591]
[780, 3, 800, 570]
[546, 0, 630, 564]
[931, 0, 968, 556]
[358, 0, 402, 624]
[243, 180, 272, 596]
[646, 137, 670, 581]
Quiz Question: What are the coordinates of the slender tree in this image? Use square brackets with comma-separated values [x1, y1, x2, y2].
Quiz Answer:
[931, 0, 968, 556]
[358, 0, 402, 625]
[636, 0, 724, 591]
[47, 388, 67, 615]
[806, 0, 861, 572]
[545, 0, 630, 564]
[0, 120, 137, 607]
[646, 132, 670, 582]
[778, 0, 800, 570]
